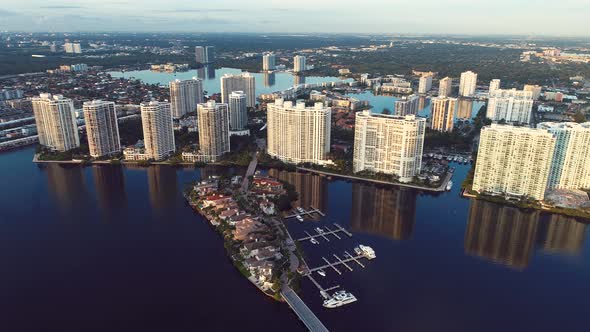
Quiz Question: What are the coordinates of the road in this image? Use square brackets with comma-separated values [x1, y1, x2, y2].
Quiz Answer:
[240, 152, 258, 192]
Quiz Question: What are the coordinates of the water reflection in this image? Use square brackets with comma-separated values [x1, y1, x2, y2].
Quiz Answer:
[294, 74, 305, 86]
[196, 65, 216, 80]
[146, 165, 178, 214]
[92, 165, 127, 213]
[464, 200, 539, 270]
[264, 72, 276, 87]
[45, 164, 90, 219]
[537, 215, 587, 255]
[456, 98, 473, 119]
[350, 183, 418, 240]
[268, 169, 327, 213]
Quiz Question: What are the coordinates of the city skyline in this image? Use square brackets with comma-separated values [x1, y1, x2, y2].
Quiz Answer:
[3, 0, 590, 37]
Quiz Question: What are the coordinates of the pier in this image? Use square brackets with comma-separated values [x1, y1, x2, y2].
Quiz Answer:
[307, 251, 370, 275]
[281, 286, 329, 332]
[297, 223, 353, 242]
[284, 207, 325, 220]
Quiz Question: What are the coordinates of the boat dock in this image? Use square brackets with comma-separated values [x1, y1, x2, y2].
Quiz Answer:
[307, 251, 370, 275]
[281, 286, 329, 332]
[297, 223, 353, 242]
[285, 207, 325, 220]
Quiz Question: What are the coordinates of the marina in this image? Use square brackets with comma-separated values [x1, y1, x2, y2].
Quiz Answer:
[284, 206, 326, 220]
[296, 223, 353, 242]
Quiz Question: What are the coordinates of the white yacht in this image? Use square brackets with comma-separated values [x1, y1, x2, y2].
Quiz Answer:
[446, 181, 453, 191]
[315, 227, 324, 234]
[359, 245, 376, 259]
[310, 238, 319, 245]
[296, 215, 304, 222]
[297, 207, 305, 213]
[354, 247, 362, 255]
[323, 290, 357, 308]
[317, 269, 326, 277]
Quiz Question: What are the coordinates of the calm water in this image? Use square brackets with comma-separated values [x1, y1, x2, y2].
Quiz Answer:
[1, 147, 590, 332]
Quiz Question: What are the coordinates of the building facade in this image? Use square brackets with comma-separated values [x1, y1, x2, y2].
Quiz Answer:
[489, 79, 501, 93]
[267, 99, 331, 165]
[459, 71, 478, 97]
[418, 74, 433, 94]
[228, 91, 248, 131]
[220, 73, 256, 108]
[83, 100, 121, 158]
[195, 46, 214, 64]
[486, 88, 534, 124]
[169, 78, 203, 119]
[64, 42, 82, 54]
[353, 111, 425, 183]
[473, 124, 556, 200]
[197, 101, 231, 162]
[438, 77, 452, 97]
[293, 55, 306, 73]
[140, 101, 175, 161]
[431, 97, 457, 132]
[524, 84, 542, 100]
[262, 53, 276, 71]
[32, 93, 80, 152]
[394, 94, 419, 116]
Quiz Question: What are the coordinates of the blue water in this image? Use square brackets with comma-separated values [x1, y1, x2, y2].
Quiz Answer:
[1, 147, 589, 331]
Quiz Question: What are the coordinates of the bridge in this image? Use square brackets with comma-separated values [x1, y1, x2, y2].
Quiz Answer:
[281, 286, 329, 332]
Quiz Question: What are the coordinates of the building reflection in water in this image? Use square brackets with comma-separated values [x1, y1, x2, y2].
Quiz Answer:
[45, 164, 91, 219]
[350, 183, 418, 240]
[268, 169, 327, 213]
[456, 98, 473, 119]
[207, 65, 216, 79]
[464, 199, 587, 270]
[146, 165, 178, 214]
[196, 67, 206, 80]
[264, 72, 276, 87]
[418, 96, 430, 114]
[294, 74, 305, 86]
[92, 165, 127, 214]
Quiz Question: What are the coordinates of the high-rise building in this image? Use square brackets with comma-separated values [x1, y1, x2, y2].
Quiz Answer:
[524, 84, 542, 100]
[489, 79, 501, 93]
[220, 73, 256, 108]
[293, 55, 306, 73]
[140, 101, 175, 161]
[438, 77, 452, 97]
[353, 111, 425, 182]
[197, 101, 230, 161]
[267, 99, 331, 165]
[418, 74, 433, 94]
[195, 46, 215, 64]
[472, 124, 556, 200]
[537, 122, 590, 190]
[394, 94, 419, 116]
[459, 71, 478, 97]
[83, 100, 121, 158]
[431, 97, 456, 132]
[262, 53, 276, 71]
[32, 93, 80, 152]
[169, 78, 203, 119]
[64, 42, 82, 54]
[486, 88, 534, 124]
[228, 91, 248, 131]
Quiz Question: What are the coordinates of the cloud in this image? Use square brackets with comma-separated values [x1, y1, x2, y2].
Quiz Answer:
[160, 8, 238, 13]
[0, 9, 18, 16]
[40, 5, 85, 9]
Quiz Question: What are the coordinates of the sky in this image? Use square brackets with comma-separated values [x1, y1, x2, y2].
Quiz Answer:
[1, 0, 588, 36]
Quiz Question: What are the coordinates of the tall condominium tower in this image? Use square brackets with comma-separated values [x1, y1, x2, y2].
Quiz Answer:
[486, 88, 534, 124]
[83, 100, 121, 158]
[140, 101, 175, 161]
[228, 91, 248, 131]
[394, 94, 419, 116]
[169, 78, 203, 119]
[459, 71, 478, 97]
[489, 79, 501, 93]
[353, 111, 425, 183]
[32, 93, 80, 152]
[267, 99, 331, 164]
[197, 101, 230, 161]
[438, 77, 452, 97]
[431, 97, 457, 132]
[537, 122, 590, 190]
[195, 46, 215, 64]
[418, 74, 433, 94]
[524, 84, 542, 100]
[262, 53, 276, 71]
[473, 124, 556, 200]
[220, 73, 256, 108]
[64, 42, 82, 54]
[293, 55, 306, 73]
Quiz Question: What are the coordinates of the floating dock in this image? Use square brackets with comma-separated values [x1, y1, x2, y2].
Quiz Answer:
[284, 207, 325, 220]
[297, 223, 352, 242]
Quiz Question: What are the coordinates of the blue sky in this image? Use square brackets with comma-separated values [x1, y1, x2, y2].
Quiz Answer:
[1, 0, 588, 36]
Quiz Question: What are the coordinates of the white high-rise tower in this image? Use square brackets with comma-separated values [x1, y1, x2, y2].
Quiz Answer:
[169, 78, 203, 119]
[32, 93, 80, 152]
[83, 100, 121, 158]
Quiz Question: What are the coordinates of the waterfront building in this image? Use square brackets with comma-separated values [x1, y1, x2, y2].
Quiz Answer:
[489, 79, 501, 93]
[524, 84, 542, 100]
[459, 71, 477, 97]
[140, 101, 175, 161]
[537, 122, 590, 190]
[220, 73, 256, 108]
[32, 93, 80, 152]
[472, 124, 556, 200]
[418, 74, 433, 94]
[197, 101, 231, 162]
[430, 97, 456, 132]
[64, 42, 82, 54]
[169, 78, 204, 119]
[394, 95, 419, 116]
[262, 53, 276, 71]
[83, 100, 121, 158]
[486, 88, 534, 124]
[353, 111, 425, 183]
[195, 46, 215, 64]
[293, 55, 306, 73]
[229, 91, 248, 131]
[438, 77, 452, 97]
[267, 99, 331, 165]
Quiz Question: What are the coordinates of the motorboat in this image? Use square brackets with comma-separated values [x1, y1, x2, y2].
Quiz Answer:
[315, 227, 324, 234]
[446, 181, 453, 191]
[310, 238, 319, 245]
[354, 247, 362, 255]
[317, 269, 326, 277]
[359, 245, 376, 259]
[296, 215, 304, 222]
[323, 290, 357, 308]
